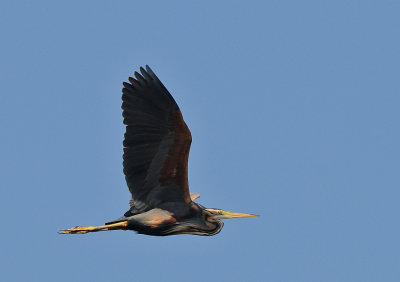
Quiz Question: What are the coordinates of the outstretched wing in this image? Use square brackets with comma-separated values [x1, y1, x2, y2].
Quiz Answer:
[121, 65, 192, 214]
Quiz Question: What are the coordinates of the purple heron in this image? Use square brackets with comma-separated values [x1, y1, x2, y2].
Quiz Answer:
[61, 66, 258, 236]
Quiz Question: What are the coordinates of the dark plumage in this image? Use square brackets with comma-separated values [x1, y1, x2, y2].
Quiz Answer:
[121, 66, 192, 215]
[61, 66, 257, 236]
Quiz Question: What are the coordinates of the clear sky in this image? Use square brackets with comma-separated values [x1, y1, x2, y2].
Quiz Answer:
[1, 1, 399, 281]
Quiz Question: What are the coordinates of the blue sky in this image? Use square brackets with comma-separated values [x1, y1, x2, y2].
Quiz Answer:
[1, 1, 399, 281]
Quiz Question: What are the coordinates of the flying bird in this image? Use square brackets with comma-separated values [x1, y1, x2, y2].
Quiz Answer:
[61, 66, 258, 236]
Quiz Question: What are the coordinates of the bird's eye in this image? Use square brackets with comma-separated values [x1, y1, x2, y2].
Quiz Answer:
[206, 208, 223, 215]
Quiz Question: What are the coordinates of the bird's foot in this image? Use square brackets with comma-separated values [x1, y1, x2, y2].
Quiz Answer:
[59, 225, 98, 234]
[59, 221, 128, 234]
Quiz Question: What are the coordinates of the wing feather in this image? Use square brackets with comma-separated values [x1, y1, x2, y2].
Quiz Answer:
[121, 65, 192, 214]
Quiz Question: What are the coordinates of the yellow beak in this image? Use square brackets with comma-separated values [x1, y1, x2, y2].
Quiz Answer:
[206, 208, 259, 219]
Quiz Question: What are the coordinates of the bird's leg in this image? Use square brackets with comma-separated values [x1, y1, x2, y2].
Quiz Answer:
[59, 221, 128, 234]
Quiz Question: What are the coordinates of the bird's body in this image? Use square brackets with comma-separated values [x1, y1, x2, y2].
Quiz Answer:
[123, 205, 223, 236]
[61, 66, 257, 236]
